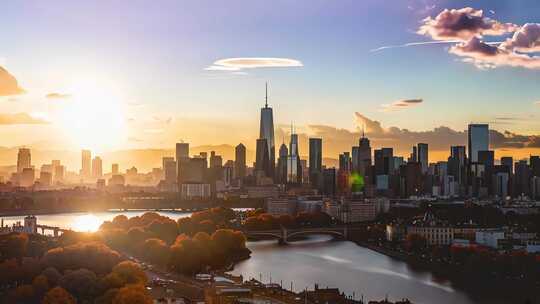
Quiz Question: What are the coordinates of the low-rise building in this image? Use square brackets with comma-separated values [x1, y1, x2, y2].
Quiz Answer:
[266, 197, 297, 216]
[204, 285, 252, 304]
[181, 183, 211, 200]
[475, 229, 505, 249]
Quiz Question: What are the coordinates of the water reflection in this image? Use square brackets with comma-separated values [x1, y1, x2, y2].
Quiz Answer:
[1, 210, 192, 233]
[230, 235, 504, 304]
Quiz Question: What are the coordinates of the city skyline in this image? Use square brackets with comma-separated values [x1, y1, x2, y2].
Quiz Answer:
[0, 1, 539, 162]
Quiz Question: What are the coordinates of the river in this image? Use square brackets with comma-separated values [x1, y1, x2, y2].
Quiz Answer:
[0, 212, 519, 304]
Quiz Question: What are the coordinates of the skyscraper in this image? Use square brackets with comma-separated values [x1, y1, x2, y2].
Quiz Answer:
[468, 124, 489, 163]
[234, 143, 246, 179]
[163, 157, 177, 184]
[17, 148, 31, 173]
[81, 150, 91, 177]
[287, 129, 301, 184]
[92, 156, 103, 178]
[258, 83, 275, 179]
[309, 138, 323, 190]
[309, 138, 322, 174]
[209, 151, 222, 168]
[255, 138, 270, 175]
[358, 133, 371, 176]
[276, 143, 288, 184]
[417, 143, 429, 173]
[111, 163, 119, 175]
[449, 145, 467, 191]
[501, 156, 513, 174]
[176, 142, 189, 184]
[339, 152, 351, 172]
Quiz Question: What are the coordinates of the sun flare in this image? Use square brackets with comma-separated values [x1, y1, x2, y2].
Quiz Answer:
[72, 214, 102, 232]
[56, 78, 127, 152]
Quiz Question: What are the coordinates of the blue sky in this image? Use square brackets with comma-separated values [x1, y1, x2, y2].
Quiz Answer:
[0, 0, 539, 158]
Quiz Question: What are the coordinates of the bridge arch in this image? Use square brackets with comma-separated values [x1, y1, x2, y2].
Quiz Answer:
[286, 230, 346, 241]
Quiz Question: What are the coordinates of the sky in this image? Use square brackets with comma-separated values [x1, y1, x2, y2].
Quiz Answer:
[0, 0, 539, 165]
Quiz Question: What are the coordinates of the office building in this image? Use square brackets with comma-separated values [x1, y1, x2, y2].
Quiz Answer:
[163, 157, 177, 184]
[287, 130, 301, 184]
[501, 157, 513, 174]
[111, 163, 119, 175]
[92, 156, 103, 178]
[468, 124, 489, 163]
[255, 138, 270, 177]
[374, 148, 393, 175]
[39, 171, 52, 187]
[234, 143, 246, 179]
[417, 143, 428, 173]
[531, 156, 540, 177]
[276, 143, 288, 184]
[209, 151, 222, 168]
[358, 133, 372, 177]
[339, 152, 351, 172]
[20, 167, 35, 187]
[309, 138, 323, 190]
[258, 83, 275, 179]
[17, 148, 31, 173]
[176, 142, 189, 183]
[81, 149, 92, 177]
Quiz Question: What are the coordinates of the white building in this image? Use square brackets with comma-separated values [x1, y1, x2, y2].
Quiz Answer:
[475, 229, 505, 249]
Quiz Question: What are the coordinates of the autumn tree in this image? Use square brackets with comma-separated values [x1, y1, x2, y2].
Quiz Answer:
[42, 286, 76, 304]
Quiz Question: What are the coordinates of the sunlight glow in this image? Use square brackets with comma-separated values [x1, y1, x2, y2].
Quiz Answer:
[72, 214, 102, 232]
[56, 78, 127, 152]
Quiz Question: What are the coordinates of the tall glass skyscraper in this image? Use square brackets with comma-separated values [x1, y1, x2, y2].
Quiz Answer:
[417, 143, 428, 173]
[287, 131, 301, 183]
[258, 83, 275, 178]
[468, 124, 489, 163]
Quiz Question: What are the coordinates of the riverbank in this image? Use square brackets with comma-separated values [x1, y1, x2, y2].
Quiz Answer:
[352, 240, 540, 304]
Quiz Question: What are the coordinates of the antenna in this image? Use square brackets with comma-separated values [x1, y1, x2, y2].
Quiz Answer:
[265, 82, 268, 108]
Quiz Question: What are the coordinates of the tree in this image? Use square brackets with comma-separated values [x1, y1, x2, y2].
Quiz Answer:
[59, 268, 98, 301]
[112, 284, 152, 304]
[42, 242, 122, 274]
[169, 237, 204, 275]
[110, 261, 147, 286]
[141, 238, 170, 266]
[7, 284, 35, 303]
[41, 267, 62, 287]
[32, 274, 50, 297]
[0, 232, 29, 262]
[42, 286, 76, 304]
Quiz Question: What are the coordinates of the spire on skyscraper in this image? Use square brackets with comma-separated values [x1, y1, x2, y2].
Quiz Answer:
[265, 82, 268, 108]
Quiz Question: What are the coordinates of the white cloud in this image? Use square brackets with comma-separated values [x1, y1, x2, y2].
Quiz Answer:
[205, 57, 303, 71]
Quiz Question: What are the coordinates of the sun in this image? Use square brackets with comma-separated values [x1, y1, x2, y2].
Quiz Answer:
[72, 214, 102, 232]
[56, 78, 128, 152]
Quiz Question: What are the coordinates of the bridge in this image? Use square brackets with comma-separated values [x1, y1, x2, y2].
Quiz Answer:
[244, 226, 355, 243]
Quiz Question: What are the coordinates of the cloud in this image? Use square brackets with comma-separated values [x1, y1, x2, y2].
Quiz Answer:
[0, 66, 25, 96]
[449, 37, 540, 69]
[418, 7, 517, 41]
[0, 113, 48, 125]
[46, 92, 71, 99]
[381, 98, 423, 112]
[276, 113, 540, 160]
[206, 57, 303, 71]
[500, 23, 540, 53]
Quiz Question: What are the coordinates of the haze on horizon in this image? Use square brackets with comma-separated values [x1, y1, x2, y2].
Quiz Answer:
[1, 0, 540, 170]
